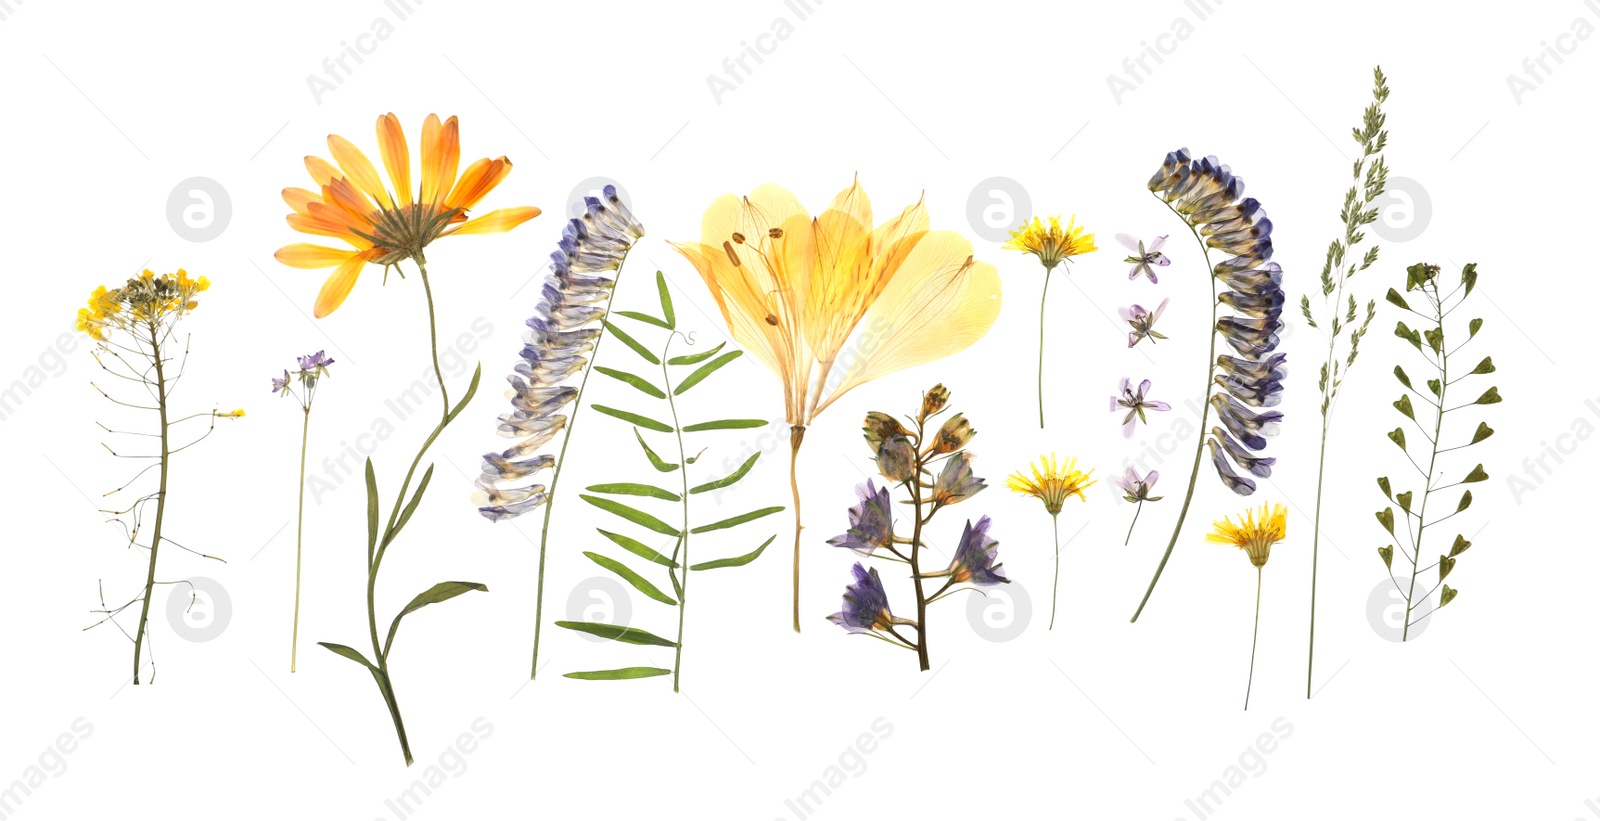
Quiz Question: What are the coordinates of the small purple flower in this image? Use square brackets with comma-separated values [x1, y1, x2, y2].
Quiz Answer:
[1119, 298, 1169, 348]
[297, 350, 335, 372]
[271, 369, 290, 394]
[874, 433, 916, 483]
[826, 563, 897, 634]
[945, 516, 1008, 586]
[827, 480, 895, 556]
[1111, 378, 1172, 438]
[1114, 467, 1162, 503]
[1117, 233, 1170, 283]
[931, 451, 986, 507]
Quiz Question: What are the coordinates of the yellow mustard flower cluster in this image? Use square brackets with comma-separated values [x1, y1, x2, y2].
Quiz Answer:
[75, 269, 210, 341]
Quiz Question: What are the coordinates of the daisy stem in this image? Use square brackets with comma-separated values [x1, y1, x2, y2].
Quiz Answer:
[1037, 268, 1052, 428]
[291, 406, 309, 673]
[1124, 500, 1143, 546]
[131, 320, 169, 685]
[1246, 566, 1262, 711]
[531, 246, 637, 677]
[1049, 514, 1060, 630]
[1130, 211, 1216, 623]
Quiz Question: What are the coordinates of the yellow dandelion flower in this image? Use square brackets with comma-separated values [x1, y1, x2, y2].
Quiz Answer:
[1206, 502, 1289, 568]
[1003, 215, 1097, 272]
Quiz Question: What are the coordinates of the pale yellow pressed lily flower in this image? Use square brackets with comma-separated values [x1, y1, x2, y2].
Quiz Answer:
[670, 177, 1002, 631]
[274, 113, 541, 317]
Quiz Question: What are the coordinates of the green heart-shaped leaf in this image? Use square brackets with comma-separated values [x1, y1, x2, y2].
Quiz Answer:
[1395, 491, 1413, 513]
[1439, 585, 1459, 607]
[1449, 535, 1472, 556]
[1462, 464, 1488, 483]
[1393, 395, 1415, 420]
[1438, 555, 1456, 581]
[1376, 507, 1395, 535]
[1388, 428, 1407, 450]
[1394, 366, 1413, 389]
[1475, 386, 1502, 405]
[1378, 545, 1394, 569]
[1377, 476, 1393, 500]
[1470, 422, 1495, 444]
[1457, 490, 1473, 512]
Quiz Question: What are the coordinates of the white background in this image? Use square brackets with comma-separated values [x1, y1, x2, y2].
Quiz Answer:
[1, 0, 1594, 818]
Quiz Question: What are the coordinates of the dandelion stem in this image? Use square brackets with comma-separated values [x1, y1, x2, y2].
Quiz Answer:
[1131, 210, 1216, 623]
[131, 321, 169, 685]
[531, 247, 636, 677]
[291, 407, 309, 673]
[1049, 514, 1060, 630]
[1245, 566, 1262, 711]
[1036, 268, 1052, 428]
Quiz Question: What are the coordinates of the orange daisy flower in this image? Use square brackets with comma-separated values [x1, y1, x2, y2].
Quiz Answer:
[275, 113, 540, 317]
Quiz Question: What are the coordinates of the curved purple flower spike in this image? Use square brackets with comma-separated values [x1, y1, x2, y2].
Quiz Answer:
[1111, 377, 1172, 438]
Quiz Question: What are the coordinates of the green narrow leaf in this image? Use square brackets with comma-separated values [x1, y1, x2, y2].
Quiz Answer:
[389, 464, 435, 542]
[633, 429, 678, 472]
[1468, 318, 1483, 338]
[614, 310, 672, 329]
[689, 452, 761, 494]
[691, 505, 785, 534]
[554, 621, 677, 647]
[565, 666, 673, 681]
[584, 552, 678, 605]
[384, 581, 489, 655]
[593, 404, 674, 432]
[684, 418, 767, 432]
[319, 642, 376, 670]
[604, 320, 661, 365]
[656, 271, 676, 329]
[581, 494, 680, 536]
[445, 364, 483, 424]
[1457, 490, 1473, 512]
[595, 366, 666, 398]
[364, 458, 379, 559]
[673, 351, 742, 395]
[667, 341, 727, 366]
[598, 529, 678, 568]
[587, 482, 682, 501]
[1393, 366, 1412, 389]
[690, 534, 775, 571]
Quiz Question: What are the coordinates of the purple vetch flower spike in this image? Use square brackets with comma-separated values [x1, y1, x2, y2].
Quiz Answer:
[1208, 439, 1258, 496]
[945, 516, 1008, 587]
[476, 186, 644, 521]
[827, 480, 896, 557]
[827, 563, 899, 634]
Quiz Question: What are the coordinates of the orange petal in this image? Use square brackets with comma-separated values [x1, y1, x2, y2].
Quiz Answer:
[451, 206, 541, 235]
[328, 133, 394, 210]
[305, 156, 341, 188]
[313, 252, 370, 318]
[283, 187, 321, 215]
[420, 114, 460, 206]
[276, 243, 359, 269]
[445, 157, 511, 212]
[376, 113, 412, 207]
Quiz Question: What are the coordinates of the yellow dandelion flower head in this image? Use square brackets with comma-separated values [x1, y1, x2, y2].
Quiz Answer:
[1002, 214, 1097, 271]
[1006, 453, 1096, 515]
[1206, 502, 1289, 567]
